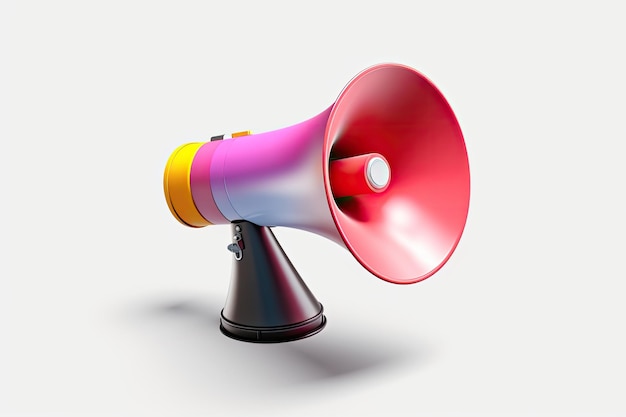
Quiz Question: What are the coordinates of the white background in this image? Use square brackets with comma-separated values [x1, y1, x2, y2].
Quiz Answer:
[3, 1, 626, 416]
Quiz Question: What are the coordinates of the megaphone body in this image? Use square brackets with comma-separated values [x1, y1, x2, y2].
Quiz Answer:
[164, 63, 470, 341]
[166, 107, 336, 237]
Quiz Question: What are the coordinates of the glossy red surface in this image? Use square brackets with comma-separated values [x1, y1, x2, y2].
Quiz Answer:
[323, 64, 470, 284]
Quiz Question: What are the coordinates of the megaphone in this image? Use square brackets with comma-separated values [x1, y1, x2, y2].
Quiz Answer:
[164, 63, 470, 343]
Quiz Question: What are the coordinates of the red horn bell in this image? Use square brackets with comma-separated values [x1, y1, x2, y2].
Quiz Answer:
[325, 63, 470, 284]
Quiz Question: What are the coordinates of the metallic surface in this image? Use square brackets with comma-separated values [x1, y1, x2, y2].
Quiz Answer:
[220, 221, 326, 343]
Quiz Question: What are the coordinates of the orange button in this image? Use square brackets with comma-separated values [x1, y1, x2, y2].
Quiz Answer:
[231, 130, 252, 138]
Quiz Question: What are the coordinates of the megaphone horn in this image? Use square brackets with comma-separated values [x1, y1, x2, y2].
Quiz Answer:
[164, 63, 470, 342]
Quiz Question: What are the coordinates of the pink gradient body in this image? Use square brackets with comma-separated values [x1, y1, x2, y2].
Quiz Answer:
[190, 142, 228, 224]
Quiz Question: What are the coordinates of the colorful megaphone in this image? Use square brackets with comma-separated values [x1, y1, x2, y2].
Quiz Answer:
[164, 63, 470, 342]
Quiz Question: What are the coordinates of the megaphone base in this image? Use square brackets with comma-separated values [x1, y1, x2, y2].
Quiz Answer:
[219, 221, 327, 343]
[220, 310, 326, 343]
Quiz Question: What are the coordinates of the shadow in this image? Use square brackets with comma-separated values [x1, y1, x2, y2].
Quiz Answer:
[281, 339, 407, 382]
[124, 296, 432, 399]
[153, 299, 221, 326]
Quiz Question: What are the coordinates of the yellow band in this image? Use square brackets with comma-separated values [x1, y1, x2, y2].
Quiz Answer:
[163, 142, 211, 228]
